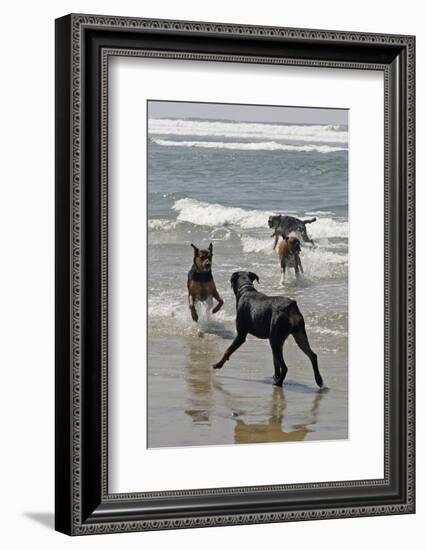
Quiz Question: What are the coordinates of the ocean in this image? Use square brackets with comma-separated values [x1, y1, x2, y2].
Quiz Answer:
[147, 113, 348, 448]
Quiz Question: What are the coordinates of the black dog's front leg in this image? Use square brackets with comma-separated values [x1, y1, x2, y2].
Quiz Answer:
[272, 233, 279, 250]
[213, 332, 246, 369]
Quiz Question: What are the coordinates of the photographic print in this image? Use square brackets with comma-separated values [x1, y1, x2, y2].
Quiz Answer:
[55, 16, 415, 533]
[147, 100, 349, 448]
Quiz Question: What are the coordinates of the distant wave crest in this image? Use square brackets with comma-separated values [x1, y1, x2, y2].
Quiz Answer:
[151, 138, 347, 154]
[148, 118, 348, 144]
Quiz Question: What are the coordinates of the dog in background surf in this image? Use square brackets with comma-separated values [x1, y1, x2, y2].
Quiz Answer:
[278, 235, 303, 284]
[187, 243, 224, 322]
[268, 214, 317, 249]
[212, 271, 323, 388]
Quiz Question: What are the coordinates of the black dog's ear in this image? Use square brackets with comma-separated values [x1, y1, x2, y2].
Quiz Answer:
[208, 242, 213, 254]
[230, 272, 239, 285]
[191, 243, 199, 255]
[248, 272, 259, 283]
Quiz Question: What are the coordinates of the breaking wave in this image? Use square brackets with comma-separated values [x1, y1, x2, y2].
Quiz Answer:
[172, 198, 348, 237]
[173, 198, 274, 229]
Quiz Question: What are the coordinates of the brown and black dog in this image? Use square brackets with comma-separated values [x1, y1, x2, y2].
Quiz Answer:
[187, 243, 224, 322]
[278, 235, 303, 284]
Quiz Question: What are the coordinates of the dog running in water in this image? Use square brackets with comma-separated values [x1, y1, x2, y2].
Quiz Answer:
[278, 235, 303, 284]
[213, 271, 323, 388]
[187, 243, 224, 322]
[268, 214, 317, 249]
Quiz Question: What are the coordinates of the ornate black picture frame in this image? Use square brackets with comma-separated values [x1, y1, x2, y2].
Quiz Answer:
[55, 14, 415, 535]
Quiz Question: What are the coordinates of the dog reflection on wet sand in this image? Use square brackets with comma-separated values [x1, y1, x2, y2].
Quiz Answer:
[234, 388, 324, 444]
[181, 333, 326, 444]
[184, 335, 217, 425]
[211, 375, 325, 444]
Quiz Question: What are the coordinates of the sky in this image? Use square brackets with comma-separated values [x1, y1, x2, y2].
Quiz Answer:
[148, 100, 348, 125]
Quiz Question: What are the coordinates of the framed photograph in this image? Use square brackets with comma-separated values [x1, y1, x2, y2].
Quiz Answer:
[55, 14, 415, 535]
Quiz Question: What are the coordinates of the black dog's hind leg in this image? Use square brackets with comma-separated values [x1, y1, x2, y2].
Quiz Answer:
[213, 332, 246, 369]
[272, 233, 279, 250]
[269, 326, 290, 386]
[292, 325, 323, 388]
[269, 340, 288, 387]
[302, 230, 314, 247]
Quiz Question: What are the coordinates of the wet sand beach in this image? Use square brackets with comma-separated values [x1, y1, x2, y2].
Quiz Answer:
[148, 331, 348, 448]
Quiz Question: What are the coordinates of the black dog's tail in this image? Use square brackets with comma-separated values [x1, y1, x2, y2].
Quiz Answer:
[302, 217, 317, 225]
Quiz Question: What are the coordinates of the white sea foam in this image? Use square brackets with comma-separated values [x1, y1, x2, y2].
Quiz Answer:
[240, 236, 275, 254]
[303, 247, 347, 266]
[173, 198, 274, 229]
[209, 227, 232, 240]
[308, 218, 349, 239]
[148, 292, 235, 336]
[148, 219, 179, 231]
[310, 325, 348, 338]
[148, 118, 348, 144]
[151, 138, 347, 154]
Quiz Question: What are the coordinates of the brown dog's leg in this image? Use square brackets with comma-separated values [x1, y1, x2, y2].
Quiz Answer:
[212, 289, 224, 314]
[295, 259, 303, 277]
[280, 264, 286, 285]
[188, 294, 198, 322]
[213, 332, 246, 369]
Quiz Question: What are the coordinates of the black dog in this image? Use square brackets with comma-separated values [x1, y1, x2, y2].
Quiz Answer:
[212, 271, 323, 388]
[268, 214, 317, 249]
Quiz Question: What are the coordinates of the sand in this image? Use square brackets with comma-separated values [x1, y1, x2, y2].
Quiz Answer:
[148, 331, 348, 448]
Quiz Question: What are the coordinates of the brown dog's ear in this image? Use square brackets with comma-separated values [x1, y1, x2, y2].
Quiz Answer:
[284, 235, 289, 240]
[248, 272, 259, 284]
[208, 242, 213, 254]
[191, 243, 199, 255]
